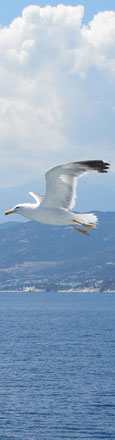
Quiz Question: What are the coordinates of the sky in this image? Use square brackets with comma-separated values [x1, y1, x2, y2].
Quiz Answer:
[1, 1, 115, 26]
[0, 0, 115, 192]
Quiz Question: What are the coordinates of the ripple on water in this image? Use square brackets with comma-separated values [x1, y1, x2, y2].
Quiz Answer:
[0, 291, 115, 440]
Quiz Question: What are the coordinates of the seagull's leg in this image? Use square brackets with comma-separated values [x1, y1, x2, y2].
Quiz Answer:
[72, 224, 89, 235]
[72, 219, 94, 229]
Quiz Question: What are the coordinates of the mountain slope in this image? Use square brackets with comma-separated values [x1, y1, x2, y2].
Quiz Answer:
[0, 212, 115, 291]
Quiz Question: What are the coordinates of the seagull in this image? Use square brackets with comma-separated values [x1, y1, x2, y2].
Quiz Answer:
[5, 160, 109, 235]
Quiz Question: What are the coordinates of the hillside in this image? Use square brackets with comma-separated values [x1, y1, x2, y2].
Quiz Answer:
[0, 212, 115, 292]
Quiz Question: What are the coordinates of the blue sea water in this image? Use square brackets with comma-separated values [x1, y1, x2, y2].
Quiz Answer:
[0, 291, 115, 440]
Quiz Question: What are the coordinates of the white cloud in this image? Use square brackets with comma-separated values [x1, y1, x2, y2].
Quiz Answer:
[0, 5, 115, 187]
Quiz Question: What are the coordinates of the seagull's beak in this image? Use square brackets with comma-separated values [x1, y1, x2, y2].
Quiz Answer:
[4, 209, 14, 215]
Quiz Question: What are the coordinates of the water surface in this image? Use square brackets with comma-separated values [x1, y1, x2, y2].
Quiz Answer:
[0, 292, 115, 439]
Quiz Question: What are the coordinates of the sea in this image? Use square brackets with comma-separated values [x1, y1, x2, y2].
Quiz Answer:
[0, 291, 115, 440]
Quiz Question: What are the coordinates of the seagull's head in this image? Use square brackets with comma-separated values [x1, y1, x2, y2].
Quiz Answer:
[4, 204, 25, 217]
[4, 203, 36, 220]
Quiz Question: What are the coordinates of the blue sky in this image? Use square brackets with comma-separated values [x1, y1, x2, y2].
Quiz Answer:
[0, 0, 115, 26]
[0, 0, 115, 213]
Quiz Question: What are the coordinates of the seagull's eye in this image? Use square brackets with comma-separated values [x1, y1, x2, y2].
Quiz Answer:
[16, 206, 19, 209]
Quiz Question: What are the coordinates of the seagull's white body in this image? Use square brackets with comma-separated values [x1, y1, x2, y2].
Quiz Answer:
[23, 205, 72, 225]
[5, 160, 109, 235]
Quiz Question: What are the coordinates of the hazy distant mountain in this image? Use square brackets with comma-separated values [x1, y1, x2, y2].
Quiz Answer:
[1, 173, 115, 224]
[0, 212, 115, 292]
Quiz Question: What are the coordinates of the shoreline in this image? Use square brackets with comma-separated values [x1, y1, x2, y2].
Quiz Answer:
[0, 289, 115, 293]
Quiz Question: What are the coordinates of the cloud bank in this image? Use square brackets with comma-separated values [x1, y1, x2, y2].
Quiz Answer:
[0, 5, 115, 186]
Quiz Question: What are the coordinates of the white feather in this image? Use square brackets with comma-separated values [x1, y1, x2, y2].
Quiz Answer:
[41, 162, 94, 210]
[29, 192, 43, 205]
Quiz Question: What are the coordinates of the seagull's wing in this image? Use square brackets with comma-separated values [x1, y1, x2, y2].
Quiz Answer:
[41, 160, 109, 210]
[29, 192, 44, 205]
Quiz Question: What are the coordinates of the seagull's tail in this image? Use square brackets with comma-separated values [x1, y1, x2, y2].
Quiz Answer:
[72, 213, 98, 229]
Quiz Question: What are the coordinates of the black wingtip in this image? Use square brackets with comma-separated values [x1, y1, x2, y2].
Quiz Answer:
[80, 160, 110, 173]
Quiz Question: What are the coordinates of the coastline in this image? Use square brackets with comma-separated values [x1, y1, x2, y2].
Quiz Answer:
[0, 289, 115, 293]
